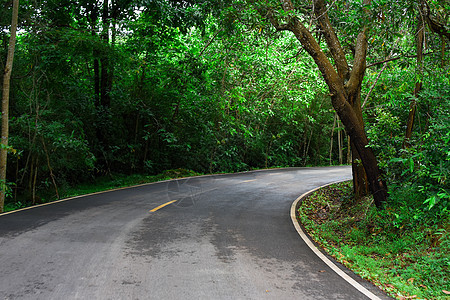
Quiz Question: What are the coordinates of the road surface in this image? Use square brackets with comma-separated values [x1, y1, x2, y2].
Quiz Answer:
[0, 166, 389, 299]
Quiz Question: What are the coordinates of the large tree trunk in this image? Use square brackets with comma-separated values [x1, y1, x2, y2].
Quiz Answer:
[330, 92, 387, 208]
[266, 0, 388, 208]
[348, 80, 369, 198]
[0, 0, 19, 213]
[351, 142, 368, 198]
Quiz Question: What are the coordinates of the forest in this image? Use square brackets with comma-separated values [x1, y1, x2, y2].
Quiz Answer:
[1, 0, 449, 217]
[1, 0, 449, 216]
[1, 0, 449, 298]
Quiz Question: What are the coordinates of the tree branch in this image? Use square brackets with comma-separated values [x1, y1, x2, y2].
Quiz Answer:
[362, 37, 400, 109]
[421, 0, 450, 40]
[278, 0, 340, 91]
[313, 0, 349, 80]
[346, 29, 368, 95]
[199, 28, 223, 57]
[366, 51, 435, 68]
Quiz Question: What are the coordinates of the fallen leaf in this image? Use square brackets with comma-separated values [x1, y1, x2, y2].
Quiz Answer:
[318, 270, 326, 273]
[407, 278, 414, 283]
[443, 290, 450, 295]
[419, 284, 427, 289]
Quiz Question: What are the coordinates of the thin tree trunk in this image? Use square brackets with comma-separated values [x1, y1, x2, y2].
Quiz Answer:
[88, 2, 100, 106]
[362, 37, 400, 109]
[41, 137, 59, 199]
[108, 0, 117, 105]
[338, 118, 343, 165]
[100, 0, 110, 107]
[32, 158, 38, 205]
[329, 114, 337, 165]
[404, 17, 424, 147]
[0, 0, 19, 213]
[304, 128, 313, 166]
[14, 155, 18, 202]
[28, 155, 35, 196]
[94, 57, 100, 106]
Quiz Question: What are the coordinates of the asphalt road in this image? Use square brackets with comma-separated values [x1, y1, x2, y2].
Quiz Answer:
[0, 166, 390, 299]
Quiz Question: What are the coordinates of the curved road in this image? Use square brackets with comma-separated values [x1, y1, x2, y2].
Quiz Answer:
[0, 166, 388, 299]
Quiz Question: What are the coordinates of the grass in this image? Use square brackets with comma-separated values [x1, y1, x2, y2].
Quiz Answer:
[298, 181, 450, 300]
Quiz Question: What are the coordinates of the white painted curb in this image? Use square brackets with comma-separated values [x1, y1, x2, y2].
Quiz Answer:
[290, 181, 383, 300]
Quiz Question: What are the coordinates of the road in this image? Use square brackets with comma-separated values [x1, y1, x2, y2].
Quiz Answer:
[0, 166, 389, 299]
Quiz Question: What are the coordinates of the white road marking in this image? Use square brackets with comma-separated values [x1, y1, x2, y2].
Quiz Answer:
[290, 182, 383, 300]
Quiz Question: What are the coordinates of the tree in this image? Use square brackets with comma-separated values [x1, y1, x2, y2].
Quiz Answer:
[0, 0, 19, 213]
[254, 0, 388, 208]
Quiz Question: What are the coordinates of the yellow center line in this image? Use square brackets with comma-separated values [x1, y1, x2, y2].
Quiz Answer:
[150, 200, 177, 212]
[241, 179, 257, 183]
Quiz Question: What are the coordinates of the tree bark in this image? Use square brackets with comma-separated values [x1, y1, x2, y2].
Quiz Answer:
[351, 140, 368, 198]
[0, 0, 19, 213]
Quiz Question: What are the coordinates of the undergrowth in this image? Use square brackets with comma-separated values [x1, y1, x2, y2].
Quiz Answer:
[298, 181, 450, 300]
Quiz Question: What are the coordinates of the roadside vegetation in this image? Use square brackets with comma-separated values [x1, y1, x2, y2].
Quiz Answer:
[298, 181, 450, 300]
[297, 68, 450, 299]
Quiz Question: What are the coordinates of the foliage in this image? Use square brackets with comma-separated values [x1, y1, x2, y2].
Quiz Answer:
[364, 62, 450, 220]
[1, 0, 449, 220]
[2, 1, 341, 208]
[1, 2, 450, 297]
[298, 181, 450, 299]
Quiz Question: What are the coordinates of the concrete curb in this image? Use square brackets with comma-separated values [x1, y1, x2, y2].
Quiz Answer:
[290, 180, 383, 300]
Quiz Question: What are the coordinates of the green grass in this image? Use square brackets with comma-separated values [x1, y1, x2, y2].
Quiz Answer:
[298, 181, 450, 300]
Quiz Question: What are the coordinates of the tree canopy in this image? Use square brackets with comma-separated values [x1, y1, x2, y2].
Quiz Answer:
[0, 0, 449, 221]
